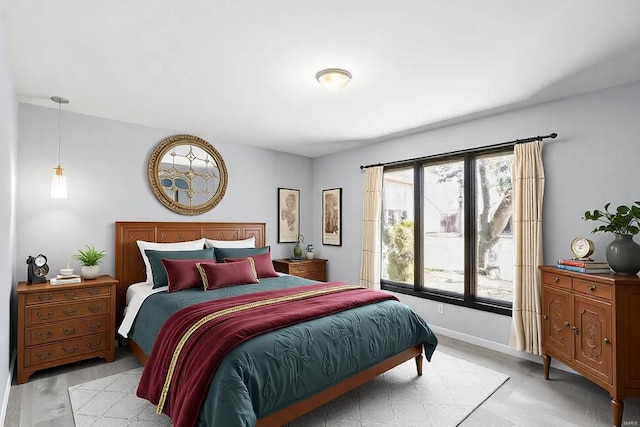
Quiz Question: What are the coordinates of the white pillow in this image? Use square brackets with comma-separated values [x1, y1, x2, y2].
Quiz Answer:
[204, 236, 256, 249]
[137, 238, 206, 283]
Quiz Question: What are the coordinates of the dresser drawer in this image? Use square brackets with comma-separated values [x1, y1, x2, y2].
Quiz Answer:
[573, 279, 612, 300]
[542, 272, 572, 290]
[24, 315, 111, 346]
[289, 264, 309, 274]
[24, 333, 111, 367]
[25, 297, 111, 326]
[25, 286, 111, 306]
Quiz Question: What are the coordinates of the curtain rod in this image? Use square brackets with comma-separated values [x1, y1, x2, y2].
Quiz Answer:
[359, 132, 557, 170]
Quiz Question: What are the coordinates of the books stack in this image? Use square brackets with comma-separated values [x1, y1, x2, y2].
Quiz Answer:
[556, 259, 611, 274]
[50, 275, 82, 285]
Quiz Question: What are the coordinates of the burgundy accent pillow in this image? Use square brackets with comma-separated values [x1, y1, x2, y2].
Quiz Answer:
[197, 259, 259, 290]
[161, 258, 216, 293]
[224, 251, 279, 279]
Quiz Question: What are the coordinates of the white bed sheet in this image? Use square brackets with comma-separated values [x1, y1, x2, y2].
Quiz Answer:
[118, 282, 167, 338]
[118, 273, 289, 338]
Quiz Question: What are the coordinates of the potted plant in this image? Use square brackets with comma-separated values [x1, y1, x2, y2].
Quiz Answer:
[583, 202, 640, 275]
[305, 244, 314, 259]
[72, 245, 106, 279]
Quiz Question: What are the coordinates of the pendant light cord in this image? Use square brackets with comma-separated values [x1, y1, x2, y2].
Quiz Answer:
[57, 101, 61, 167]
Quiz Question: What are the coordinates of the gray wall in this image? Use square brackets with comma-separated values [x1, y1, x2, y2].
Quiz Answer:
[16, 103, 315, 280]
[312, 79, 640, 347]
[0, 21, 18, 424]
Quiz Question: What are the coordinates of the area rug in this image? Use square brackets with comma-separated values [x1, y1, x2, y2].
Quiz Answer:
[69, 351, 508, 426]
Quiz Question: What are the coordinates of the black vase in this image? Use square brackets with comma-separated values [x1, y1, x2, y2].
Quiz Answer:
[605, 234, 640, 275]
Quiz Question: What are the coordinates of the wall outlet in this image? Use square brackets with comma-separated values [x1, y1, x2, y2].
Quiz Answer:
[437, 303, 444, 315]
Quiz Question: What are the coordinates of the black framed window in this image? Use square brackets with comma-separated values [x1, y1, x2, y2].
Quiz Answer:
[381, 147, 514, 315]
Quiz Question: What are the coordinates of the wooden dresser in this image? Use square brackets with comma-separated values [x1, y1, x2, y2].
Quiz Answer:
[272, 258, 327, 281]
[539, 266, 640, 427]
[16, 275, 118, 384]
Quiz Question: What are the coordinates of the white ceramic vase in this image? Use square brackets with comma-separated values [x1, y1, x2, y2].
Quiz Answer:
[81, 265, 100, 279]
[306, 251, 314, 259]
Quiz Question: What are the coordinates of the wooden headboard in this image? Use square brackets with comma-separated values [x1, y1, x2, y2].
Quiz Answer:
[114, 221, 266, 326]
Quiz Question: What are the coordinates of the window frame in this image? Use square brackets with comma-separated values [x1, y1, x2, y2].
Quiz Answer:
[380, 145, 513, 316]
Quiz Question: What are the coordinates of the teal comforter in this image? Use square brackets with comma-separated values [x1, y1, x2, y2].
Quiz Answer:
[129, 275, 438, 426]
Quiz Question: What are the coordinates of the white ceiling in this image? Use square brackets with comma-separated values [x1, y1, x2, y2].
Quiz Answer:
[2, 1, 640, 157]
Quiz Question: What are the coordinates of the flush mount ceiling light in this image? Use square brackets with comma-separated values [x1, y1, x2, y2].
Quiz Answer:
[50, 96, 69, 199]
[315, 68, 352, 91]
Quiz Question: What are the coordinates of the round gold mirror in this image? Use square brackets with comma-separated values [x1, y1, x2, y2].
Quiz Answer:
[148, 134, 228, 215]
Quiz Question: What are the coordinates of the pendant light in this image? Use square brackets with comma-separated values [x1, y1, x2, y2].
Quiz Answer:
[50, 96, 69, 199]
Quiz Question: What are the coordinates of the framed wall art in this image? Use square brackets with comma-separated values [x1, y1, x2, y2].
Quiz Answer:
[322, 188, 342, 246]
[278, 188, 300, 243]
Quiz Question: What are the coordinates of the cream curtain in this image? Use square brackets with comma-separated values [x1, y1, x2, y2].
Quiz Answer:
[509, 140, 545, 354]
[359, 166, 383, 290]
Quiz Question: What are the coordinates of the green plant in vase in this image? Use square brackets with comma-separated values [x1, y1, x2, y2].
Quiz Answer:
[72, 245, 106, 279]
[305, 243, 314, 259]
[583, 202, 640, 275]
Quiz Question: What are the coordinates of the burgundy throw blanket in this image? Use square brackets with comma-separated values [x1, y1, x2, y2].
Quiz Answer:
[137, 282, 398, 427]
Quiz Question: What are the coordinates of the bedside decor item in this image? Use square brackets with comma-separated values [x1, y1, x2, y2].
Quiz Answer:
[26, 254, 49, 284]
[306, 243, 314, 259]
[570, 237, 594, 260]
[50, 96, 69, 199]
[583, 202, 640, 275]
[59, 268, 74, 277]
[322, 188, 342, 246]
[292, 234, 304, 259]
[278, 188, 300, 243]
[73, 245, 106, 279]
[148, 134, 228, 216]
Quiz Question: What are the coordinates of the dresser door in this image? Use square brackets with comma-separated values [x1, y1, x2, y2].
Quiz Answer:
[573, 295, 613, 385]
[542, 285, 572, 362]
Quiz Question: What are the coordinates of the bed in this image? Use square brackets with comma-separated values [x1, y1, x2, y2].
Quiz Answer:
[114, 221, 438, 427]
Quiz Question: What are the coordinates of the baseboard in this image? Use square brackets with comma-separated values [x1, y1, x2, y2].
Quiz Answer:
[0, 350, 16, 427]
[430, 324, 577, 374]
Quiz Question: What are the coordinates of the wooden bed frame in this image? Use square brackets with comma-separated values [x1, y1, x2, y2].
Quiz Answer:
[114, 221, 423, 427]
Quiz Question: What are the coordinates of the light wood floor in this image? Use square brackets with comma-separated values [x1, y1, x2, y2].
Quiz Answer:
[4, 336, 639, 426]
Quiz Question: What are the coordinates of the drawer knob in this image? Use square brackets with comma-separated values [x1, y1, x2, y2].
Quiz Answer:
[64, 291, 77, 299]
[87, 322, 102, 332]
[542, 315, 548, 320]
[37, 311, 53, 320]
[63, 327, 77, 335]
[63, 309, 77, 317]
[88, 289, 101, 296]
[88, 305, 102, 313]
[36, 351, 52, 360]
[604, 338, 611, 345]
[564, 321, 570, 327]
[587, 285, 596, 291]
[62, 345, 78, 354]
[38, 294, 53, 302]
[553, 277, 560, 283]
[36, 330, 52, 340]
[572, 326, 579, 334]
[87, 341, 101, 350]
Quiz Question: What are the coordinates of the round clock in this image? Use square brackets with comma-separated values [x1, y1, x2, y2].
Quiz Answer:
[34, 254, 47, 268]
[570, 237, 594, 260]
[26, 254, 49, 284]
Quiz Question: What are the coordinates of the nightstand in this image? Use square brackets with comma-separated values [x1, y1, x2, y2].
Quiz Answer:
[272, 258, 327, 281]
[16, 275, 118, 384]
